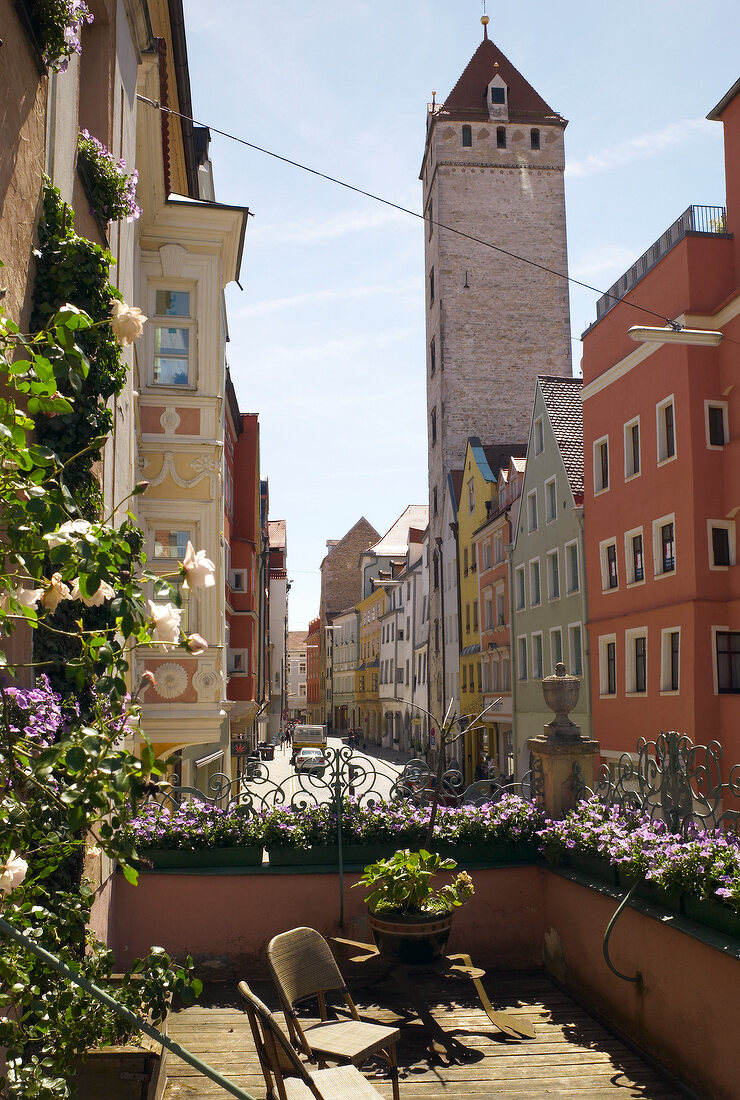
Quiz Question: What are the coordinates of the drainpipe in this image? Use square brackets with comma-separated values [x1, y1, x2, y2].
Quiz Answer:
[506, 537, 519, 777]
[575, 502, 591, 736]
[435, 536, 446, 723]
[449, 521, 464, 775]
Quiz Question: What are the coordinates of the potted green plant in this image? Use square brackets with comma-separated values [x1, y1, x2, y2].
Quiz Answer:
[354, 848, 474, 964]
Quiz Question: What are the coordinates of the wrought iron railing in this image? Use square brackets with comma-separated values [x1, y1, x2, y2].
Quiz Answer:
[594, 204, 729, 321]
[573, 730, 740, 835]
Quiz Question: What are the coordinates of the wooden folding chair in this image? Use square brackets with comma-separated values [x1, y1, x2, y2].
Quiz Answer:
[267, 927, 400, 1100]
[238, 980, 388, 1099]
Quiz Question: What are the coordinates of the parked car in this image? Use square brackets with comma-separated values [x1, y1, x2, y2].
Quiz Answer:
[257, 741, 275, 761]
[294, 747, 327, 775]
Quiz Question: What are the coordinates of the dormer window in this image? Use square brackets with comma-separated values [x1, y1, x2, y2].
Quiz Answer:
[487, 75, 508, 120]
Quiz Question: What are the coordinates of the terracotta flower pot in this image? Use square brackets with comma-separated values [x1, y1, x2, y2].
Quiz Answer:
[368, 909, 454, 964]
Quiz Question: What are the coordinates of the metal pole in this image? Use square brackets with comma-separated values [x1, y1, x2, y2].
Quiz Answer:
[0, 916, 258, 1100]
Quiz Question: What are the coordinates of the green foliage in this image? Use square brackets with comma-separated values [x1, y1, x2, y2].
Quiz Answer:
[355, 848, 475, 915]
[31, 181, 126, 504]
[0, 243, 201, 1097]
[77, 131, 141, 223]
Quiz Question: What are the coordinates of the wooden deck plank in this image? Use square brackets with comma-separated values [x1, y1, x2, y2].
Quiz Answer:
[162, 973, 686, 1100]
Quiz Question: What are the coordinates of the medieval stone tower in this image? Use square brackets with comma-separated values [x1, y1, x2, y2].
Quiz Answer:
[424, 19, 572, 718]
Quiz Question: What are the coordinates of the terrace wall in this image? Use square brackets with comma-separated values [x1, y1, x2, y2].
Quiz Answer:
[110, 864, 740, 1100]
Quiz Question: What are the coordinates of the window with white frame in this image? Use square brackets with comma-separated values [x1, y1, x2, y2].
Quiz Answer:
[152, 289, 194, 387]
[593, 436, 609, 493]
[708, 520, 735, 569]
[653, 515, 676, 576]
[517, 636, 528, 681]
[481, 659, 490, 693]
[716, 631, 740, 693]
[527, 490, 538, 532]
[568, 623, 583, 676]
[565, 541, 580, 594]
[624, 417, 640, 479]
[706, 401, 728, 449]
[515, 565, 526, 610]
[547, 548, 560, 600]
[491, 656, 500, 692]
[531, 632, 543, 679]
[657, 397, 676, 463]
[624, 527, 645, 585]
[496, 587, 505, 626]
[484, 591, 493, 631]
[550, 626, 563, 670]
[599, 635, 617, 696]
[228, 648, 248, 675]
[599, 538, 619, 591]
[482, 539, 492, 570]
[529, 558, 541, 606]
[153, 528, 191, 560]
[660, 628, 680, 692]
[625, 628, 648, 694]
[502, 654, 511, 691]
[545, 477, 557, 523]
[534, 416, 544, 455]
[494, 530, 505, 564]
[230, 569, 247, 591]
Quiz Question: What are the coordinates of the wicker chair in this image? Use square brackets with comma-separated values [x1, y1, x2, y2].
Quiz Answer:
[238, 980, 387, 1100]
[267, 927, 400, 1100]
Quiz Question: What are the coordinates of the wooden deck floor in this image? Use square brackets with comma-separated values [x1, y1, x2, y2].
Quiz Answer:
[163, 963, 687, 1100]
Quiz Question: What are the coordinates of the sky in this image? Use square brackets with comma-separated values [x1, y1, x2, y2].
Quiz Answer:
[180, 0, 738, 630]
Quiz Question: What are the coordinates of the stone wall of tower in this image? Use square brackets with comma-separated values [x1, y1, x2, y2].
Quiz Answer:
[423, 111, 572, 721]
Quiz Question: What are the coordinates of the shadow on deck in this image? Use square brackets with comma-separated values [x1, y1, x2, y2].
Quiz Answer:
[162, 961, 689, 1100]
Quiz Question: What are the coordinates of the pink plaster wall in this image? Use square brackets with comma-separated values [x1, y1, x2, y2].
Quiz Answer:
[543, 873, 740, 1100]
[111, 866, 544, 978]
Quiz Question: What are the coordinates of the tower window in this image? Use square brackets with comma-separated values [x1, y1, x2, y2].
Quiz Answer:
[430, 336, 436, 375]
[462, 125, 472, 147]
[431, 407, 437, 446]
[496, 127, 506, 149]
[491, 87, 506, 104]
[429, 267, 435, 306]
[530, 128, 540, 150]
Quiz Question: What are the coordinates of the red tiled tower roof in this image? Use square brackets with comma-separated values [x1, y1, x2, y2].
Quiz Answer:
[442, 37, 564, 124]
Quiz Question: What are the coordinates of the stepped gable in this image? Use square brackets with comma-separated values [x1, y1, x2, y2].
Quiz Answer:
[443, 37, 564, 123]
[538, 375, 584, 498]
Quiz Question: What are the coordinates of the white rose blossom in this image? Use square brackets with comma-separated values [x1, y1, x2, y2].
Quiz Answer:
[110, 301, 147, 346]
[15, 585, 45, 610]
[0, 850, 28, 896]
[71, 578, 115, 607]
[185, 632, 208, 655]
[46, 519, 92, 548]
[181, 542, 216, 590]
[42, 573, 72, 612]
[148, 600, 182, 645]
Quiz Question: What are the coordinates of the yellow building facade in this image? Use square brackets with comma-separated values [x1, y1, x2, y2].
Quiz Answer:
[355, 587, 385, 744]
[456, 439, 513, 783]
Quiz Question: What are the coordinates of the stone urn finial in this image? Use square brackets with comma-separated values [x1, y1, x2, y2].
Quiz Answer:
[542, 662, 582, 740]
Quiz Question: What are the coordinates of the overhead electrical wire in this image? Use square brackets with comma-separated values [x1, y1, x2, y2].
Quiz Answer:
[136, 94, 724, 336]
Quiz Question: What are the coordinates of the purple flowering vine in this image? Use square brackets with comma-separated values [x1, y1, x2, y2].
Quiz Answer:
[77, 130, 142, 223]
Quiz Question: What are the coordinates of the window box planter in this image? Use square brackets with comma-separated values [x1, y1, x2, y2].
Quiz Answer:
[434, 840, 539, 865]
[141, 846, 263, 870]
[561, 850, 619, 886]
[267, 844, 400, 868]
[682, 895, 740, 940]
[617, 869, 683, 913]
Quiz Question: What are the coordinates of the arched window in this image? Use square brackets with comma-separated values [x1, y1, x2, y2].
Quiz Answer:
[496, 127, 506, 149]
[530, 128, 540, 150]
[462, 125, 472, 147]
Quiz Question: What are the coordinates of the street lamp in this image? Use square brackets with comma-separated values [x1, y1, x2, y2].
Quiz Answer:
[628, 325, 723, 346]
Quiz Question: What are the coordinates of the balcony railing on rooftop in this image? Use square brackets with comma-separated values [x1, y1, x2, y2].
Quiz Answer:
[594, 204, 729, 323]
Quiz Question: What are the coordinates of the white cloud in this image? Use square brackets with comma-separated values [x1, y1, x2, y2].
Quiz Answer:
[571, 245, 642, 283]
[248, 204, 410, 245]
[567, 119, 711, 179]
[238, 279, 418, 318]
